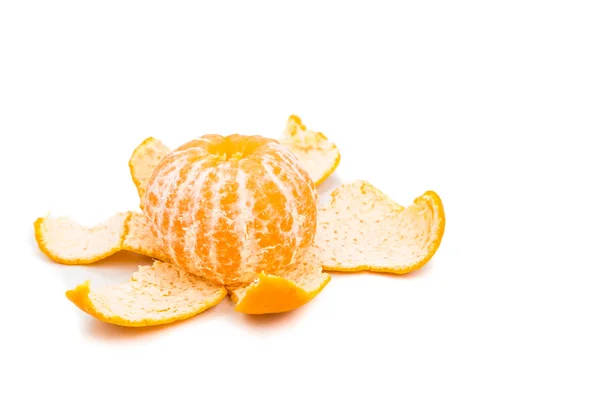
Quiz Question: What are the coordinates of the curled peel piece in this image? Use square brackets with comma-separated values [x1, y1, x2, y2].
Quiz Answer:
[35, 212, 131, 265]
[129, 137, 171, 202]
[231, 252, 331, 314]
[66, 261, 227, 327]
[35, 212, 168, 265]
[280, 115, 341, 186]
[314, 180, 445, 274]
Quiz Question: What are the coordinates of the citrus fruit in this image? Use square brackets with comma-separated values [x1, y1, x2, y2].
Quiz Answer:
[143, 134, 318, 288]
[34, 116, 446, 326]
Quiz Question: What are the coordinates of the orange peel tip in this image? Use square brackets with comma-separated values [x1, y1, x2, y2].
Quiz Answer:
[231, 252, 331, 314]
[129, 137, 171, 203]
[280, 115, 341, 186]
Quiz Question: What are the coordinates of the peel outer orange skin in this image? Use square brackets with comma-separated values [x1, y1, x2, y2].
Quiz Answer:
[232, 273, 331, 314]
[143, 134, 318, 288]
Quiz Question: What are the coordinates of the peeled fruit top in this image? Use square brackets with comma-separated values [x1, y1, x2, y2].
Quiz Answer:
[142, 134, 318, 288]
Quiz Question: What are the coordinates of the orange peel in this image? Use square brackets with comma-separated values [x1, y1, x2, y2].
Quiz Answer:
[35, 212, 168, 265]
[279, 115, 341, 186]
[66, 261, 227, 327]
[231, 251, 330, 314]
[35, 212, 131, 265]
[314, 180, 445, 274]
[122, 213, 168, 261]
[129, 137, 171, 203]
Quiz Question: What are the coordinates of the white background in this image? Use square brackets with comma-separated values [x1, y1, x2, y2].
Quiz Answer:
[1, 1, 599, 399]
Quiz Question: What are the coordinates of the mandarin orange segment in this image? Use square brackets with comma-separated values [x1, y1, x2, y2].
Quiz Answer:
[231, 251, 331, 314]
[35, 212, 169, 264]
[314, 180, 445, 274]
[143, 134, 318, 288]
[129, 137, 172, 204]
[66, 261, 227, 327]
[279, 115, 341, 186]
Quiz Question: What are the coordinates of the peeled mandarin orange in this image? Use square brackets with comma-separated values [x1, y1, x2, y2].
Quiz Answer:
[143, 134, 318, 288]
